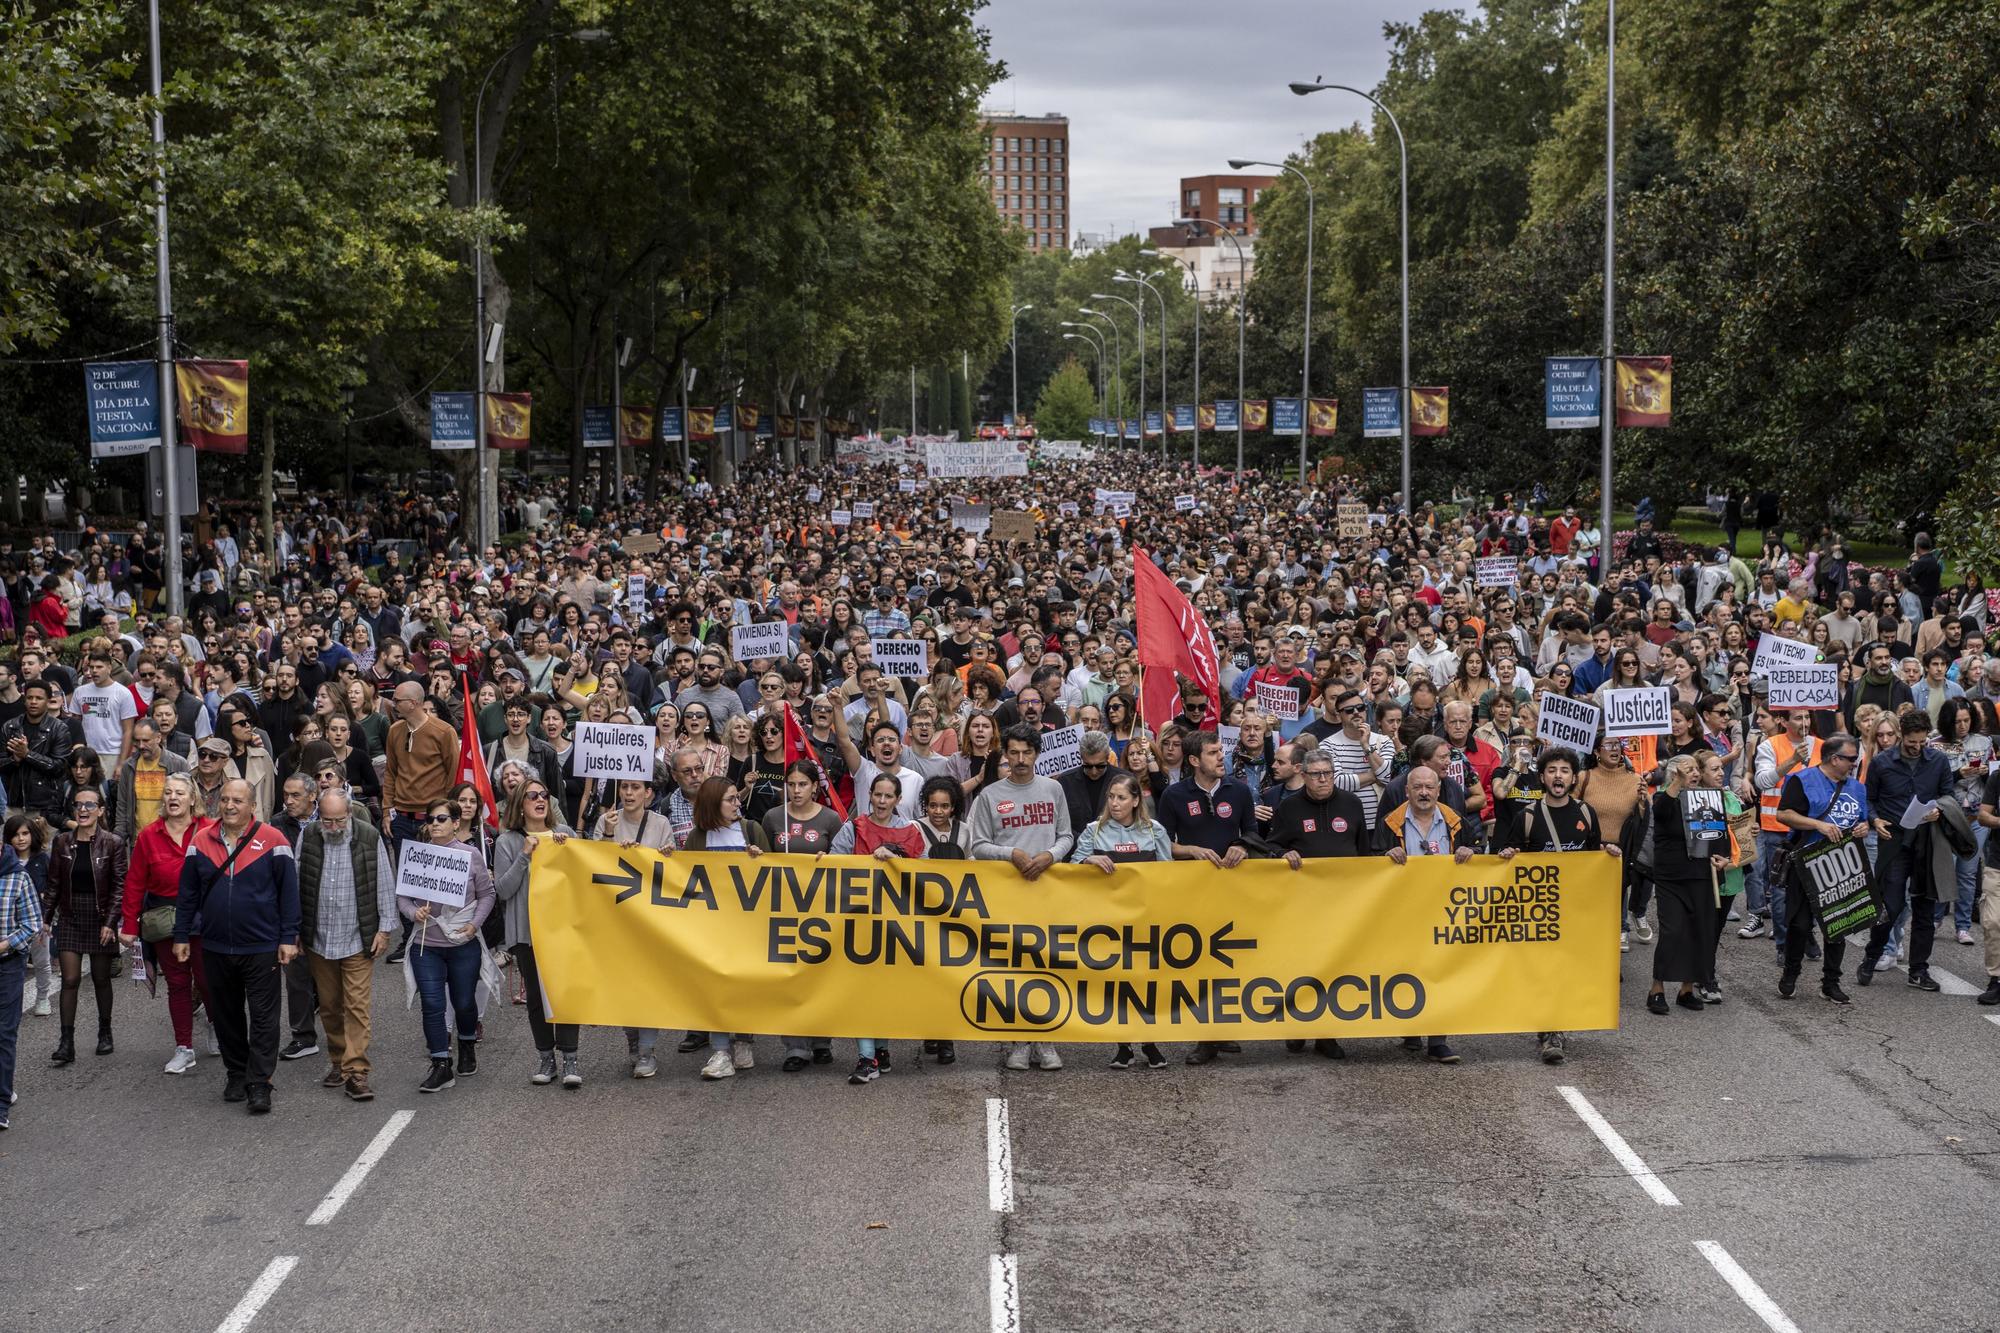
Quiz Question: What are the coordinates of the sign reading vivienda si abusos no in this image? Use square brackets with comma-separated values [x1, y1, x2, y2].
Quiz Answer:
[529, 845, 1621, 1041]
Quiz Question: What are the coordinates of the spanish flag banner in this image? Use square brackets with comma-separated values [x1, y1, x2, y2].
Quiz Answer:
[827, 416, 852, 437]
[737, 404, 761, 432]
[484, 392, 531, 450]
[1308, 397, 1340, 436]
[1614, 356, 1672, 428]
[619, 406, 653, 450]
[688, 407, 717, 440]
[1243, 400, 1270, 430]
[1410, 386, 1449, 437]
[174, 359, 250, 454]
[776, 414, 798, 439]
[798, 417, 817, 439]
[1198, 403, 1217, 431]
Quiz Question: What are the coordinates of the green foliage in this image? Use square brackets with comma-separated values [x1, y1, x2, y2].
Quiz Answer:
[1033, 356, 1095, 444]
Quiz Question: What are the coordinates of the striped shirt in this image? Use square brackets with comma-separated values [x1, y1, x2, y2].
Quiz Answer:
[0, 857, 45, 955]
[1318, 728, 1395, 829]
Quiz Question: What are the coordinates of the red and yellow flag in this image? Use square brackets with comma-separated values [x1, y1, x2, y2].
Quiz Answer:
[1410, 386, 1449, 437]
[484, 392, 531, 450]
[1308, 397, 1339, 436]
[619, 406, 653, 450]
[1243, 400, 1269, 430]
[1614, 356, 1672, 427]
[797, 417, 818, 439]
[174, 359, 250, 454]
[1198, 403, 1217, 431]
[738, 403, 761, 432]
[688, 407, 717, 440]
[827, 416, 852, 437]
[776, 414, 798, 439]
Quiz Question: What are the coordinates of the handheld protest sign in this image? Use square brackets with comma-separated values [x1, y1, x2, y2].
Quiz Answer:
[1536, 694, 1601, 752]
[731, 621, 791, 664]
[1602, 687, 1672, 738]
[396, 842, 474, 909]
[1034, 725, 1084, 777]
[871, 638, 930, 679]
[573, 721, 655, 780]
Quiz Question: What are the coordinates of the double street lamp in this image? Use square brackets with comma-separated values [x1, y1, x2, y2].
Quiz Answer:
[1140, 247, 1201, 468]
[1173, 216, 1248, 483]
[1114, 270, 1168, 464]
[1009, 302, 1033, 437]
[1088, 289, 1145, 451]
[1072, 308, 1122, 424]
[1230, 157, 1315, 485]
[1060, 327, 1107, 415]
[1289, 79, 1408, 510]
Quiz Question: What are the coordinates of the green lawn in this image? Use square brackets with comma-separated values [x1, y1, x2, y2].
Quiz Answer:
[1631, 507, 1934, 578]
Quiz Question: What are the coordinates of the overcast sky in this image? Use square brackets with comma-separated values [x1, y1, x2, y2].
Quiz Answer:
[977, 0, 1436, 240]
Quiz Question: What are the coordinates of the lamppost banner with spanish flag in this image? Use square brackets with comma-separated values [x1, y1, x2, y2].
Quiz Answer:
[1614, 356, 1673, 427]
[1410, 386, 1449, 437]
[484, 392, 531, 450]
[1307, 397, 1340, 436]
[527, 845, 1621, 1042]
[174, 359, 250, 453]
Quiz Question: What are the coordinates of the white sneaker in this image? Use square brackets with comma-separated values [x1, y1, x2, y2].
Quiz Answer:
[31, 997, 51, 1018]
[700, 1049, 736, 1080]
[1620, 931, 1630, 954]
[1958, 928, 1976, 945]
[164, 1046, 198, 1075]
[1004, 1043, 1031, 1071]
[1634, 919, 1655, 944]
[1034, 1043, 1062, 1070]
[730, 1038, 754, 1070]
[201, 1014, 221, 1056]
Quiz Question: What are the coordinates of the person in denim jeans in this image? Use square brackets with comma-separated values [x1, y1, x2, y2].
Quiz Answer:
[0, 836, 48, 1129]
[399, 798, 493, 1094]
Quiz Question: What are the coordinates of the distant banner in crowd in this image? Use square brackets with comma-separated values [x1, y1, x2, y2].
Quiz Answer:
[1243, 400, 1269, 431]
[1545, 356, 1602, 430]
[175, 359, 250, 454]
[713, 404, 735, 434]
[85, 361, 163, 458]
[621, 406, 654, 449]
[1410, 387, 1449, 437]
[582, 406, 615, 450]
[1271, 398, 1302, 435]
[1362, 388, 1401, 438]
[1038, 439, 1092, 461]
[1214, 400, 1241, 431]
[1307, 397, 1339, 436]
[836, 434, 924, 467]
[1614, 356, 1672, 427]
[529, 844, 1621, 1041]
[927, 437, 1029, 478]
[485, 392, 532, 451]
[1172, 404, 1195, 432]
[1475, 556, 1518, 589]
[430, 392, 477, 450]
[949, 502, 991, 534]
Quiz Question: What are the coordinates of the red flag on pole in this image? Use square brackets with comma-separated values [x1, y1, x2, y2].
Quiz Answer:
[782, 703, 848, 821]
[458, 679, 499, 828]
[1131, 547, 1222, 734]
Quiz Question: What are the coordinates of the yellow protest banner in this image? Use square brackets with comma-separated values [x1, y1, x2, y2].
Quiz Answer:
[529, 845, 1620, 1042]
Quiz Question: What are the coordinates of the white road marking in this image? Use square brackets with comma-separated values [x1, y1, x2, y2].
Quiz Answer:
[1985, 1014, 2000, 1030]
[1696, 1240, 1801, 1333]
[214, 1256, 298, 1333]
[989, 1253, 1021, 1333]
[986, 1097, 1014, 1213]
[1557, 1086, 1680, 1207]
[1925, 965, 1980, 997]
[306, 1110, 415, 1225]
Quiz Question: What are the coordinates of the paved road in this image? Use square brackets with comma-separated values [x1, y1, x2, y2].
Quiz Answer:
[9, 925, 1999, 1333]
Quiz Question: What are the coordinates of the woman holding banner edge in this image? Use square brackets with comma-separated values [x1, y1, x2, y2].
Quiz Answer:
[493, 780, 576, 1088]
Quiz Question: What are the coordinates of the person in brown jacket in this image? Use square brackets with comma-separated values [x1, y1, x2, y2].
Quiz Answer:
[381, 682, 460, 964]
[43, 790, 127, 1063]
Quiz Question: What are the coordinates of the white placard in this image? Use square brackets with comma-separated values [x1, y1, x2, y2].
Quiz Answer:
[625, 574, 647, 613]
[572, 720, 655, 779]
[1110, 501, 1132, 519]
[806, 485, 822, 503]
[1034, 724, 1084, 777]
[731, 621, 792, 663]
[1253, 680, 1302, 721]
[871, 638, 930, 679]
[1093, 488, 1136, 507]
[926, 437, 1029, 478]
[829, 509, 852, 528]
[1174, 494, 1197, 512]
[395, 841, 474, 909]
[853, 501, 876, 520]
[1752, 634, 1818, 679]
[1602, 686, 1673, 738]
[1767, 662, 1840, 710]
[1476, 556, 1518, 589]
[898, 479, 917, 493]
[1536, 693, 1601, 752]
[1217, 724, 1241, 769]
[1057, 501, 1079, 517]
[949, 503, 991, 534]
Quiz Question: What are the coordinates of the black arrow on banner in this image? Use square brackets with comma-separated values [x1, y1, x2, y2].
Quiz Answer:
[1209, 921, 1257, 969]
[593, 858, 643, 904]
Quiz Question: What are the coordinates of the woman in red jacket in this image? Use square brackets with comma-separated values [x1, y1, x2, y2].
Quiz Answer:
[118, 773, 215, 1074]
[28, 577, 69, 639]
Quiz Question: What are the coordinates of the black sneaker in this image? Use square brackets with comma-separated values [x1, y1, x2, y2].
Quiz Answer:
[1804, 940, 1822, 961]
[1821, 982, 1852, 1005]
[384, 944, 406, 966]
[1109, 1045, 1133, 1070]
[934, 1041, 957, 1065]
[1426, 1044, 1461, 1064]
[223, 1072, 247, 1102]
[676, 1032, 709, 1053]
[1856, 960, 1876, 987]
[457, 1038, 478, 1076]
[245, 1083, 272, 1115]
[921, 1040, 939, 1054]
[1185, 1042, 1220, 1065]
[848, 1057, 879, 1085]
[1907, 970, 1941, 992]
[1217, 1041, 1242, 1053]
[1400, 1036, 1424, 1053]
[1978, 980, 2000, 1006]
[1778, 972, 1798, 999]
[782, 1054, 808, 1072]
[1646, 992, 1670, 1014]
[812, 1046, 833, 1065]
[280, 1037, 319, 1061]
[1141, 1043, 1168, 1069]
[1313, 1038, 1346, 1060]
[1675, 991, 1705, 1011]
[875, 1046, 892, 1074]
[419, 1058, 456, 1093]
[1283, 1039, 1306, 1053]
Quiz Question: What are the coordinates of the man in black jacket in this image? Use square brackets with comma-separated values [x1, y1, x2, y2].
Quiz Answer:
[1056, 732, 1114, 835]
[0, 680, 70, 819]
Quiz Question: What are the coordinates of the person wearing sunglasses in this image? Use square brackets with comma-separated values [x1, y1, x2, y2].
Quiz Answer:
[43, 787, 126, 1064]
[399, 797, 495, 1093]
[493, 781, 578, 1087]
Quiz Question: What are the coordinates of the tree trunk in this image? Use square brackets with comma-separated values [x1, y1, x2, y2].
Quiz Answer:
[261, 409, 276, 567]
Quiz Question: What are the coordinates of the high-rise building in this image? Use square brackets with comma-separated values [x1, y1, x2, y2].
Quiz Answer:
[979, 112, 1070, 251]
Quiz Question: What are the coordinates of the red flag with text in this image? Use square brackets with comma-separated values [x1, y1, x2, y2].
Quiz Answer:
[1132, 547, 1222, 733]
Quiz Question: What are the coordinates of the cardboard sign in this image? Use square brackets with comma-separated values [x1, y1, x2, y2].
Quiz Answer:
[990, 509, 1037, 543]
[573, 721, 656, 780]
[395, 841, 474, 909]
[622, 533, 662, 556]
[730, 621, 792, 663]
[1034, 724, 1083, 777]
[1536, 693, 1601, 752]
[1475, 556, 1518, 589]
[871, 638, 930, 679]
[1338, 503, 1369, 540]
[829, 509, 852, 528]
[1253, 680, 1302, 722]
[1767, 662, 1839, 710]
[1602, 686, 1673, 738]
[1174, 494, 1197, 512]
[1752, 634, 1818, 679]
[852, 501, 876, 520]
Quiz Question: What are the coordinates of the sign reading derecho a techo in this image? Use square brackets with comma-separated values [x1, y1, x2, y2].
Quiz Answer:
[530, 845, 1621, 1041]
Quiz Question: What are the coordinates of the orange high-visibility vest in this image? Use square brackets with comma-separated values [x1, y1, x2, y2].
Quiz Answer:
[1758, 732, 1817, 832]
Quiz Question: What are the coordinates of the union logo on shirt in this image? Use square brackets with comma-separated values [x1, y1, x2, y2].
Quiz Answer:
[1216, 802, 1233, 819]
[1186, 801, 1202, 816]
[998, 801, 1016, 816]
[1332, 817, 1349, 833]
[1302, 818, 1318, 833]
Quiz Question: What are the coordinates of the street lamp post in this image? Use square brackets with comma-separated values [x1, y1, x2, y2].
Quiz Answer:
[1141, 247, 1202, 469]
[146, 0, 184, 616]
[1291, 80, 1406, 511]
[1076, 306, 1126, 441]
[1060, 326, 1107, 414]
[1173, 217, 1247, 483]
[1116, 270, 1169, 466]
[1009, 302, 1033, 437]
[1089, 290, 1145, 451]
[1231, 158, 1315, 486]
[471, 28, 611, 552]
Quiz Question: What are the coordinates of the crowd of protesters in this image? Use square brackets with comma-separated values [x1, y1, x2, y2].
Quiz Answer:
[0, 447, 1992, 1126]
